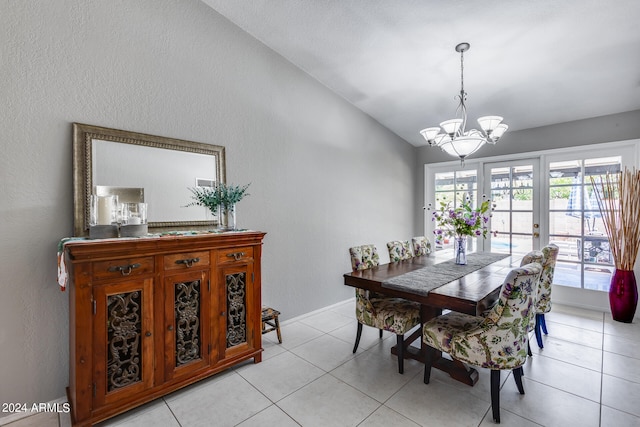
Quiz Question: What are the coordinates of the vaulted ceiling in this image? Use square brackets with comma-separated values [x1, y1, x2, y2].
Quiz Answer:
[202, 0, 640, 146]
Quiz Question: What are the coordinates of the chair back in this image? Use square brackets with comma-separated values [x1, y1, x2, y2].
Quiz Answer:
[520, 250, 544, 267]
[349, 244, 381, 317]
[520, 250, 545, 328]
[537, 244, 559, 313]
[412, 236, 431, 256]
[476, 262, 542, 368]
[349, 244, 380, 271]
[387, 240, 413, 262]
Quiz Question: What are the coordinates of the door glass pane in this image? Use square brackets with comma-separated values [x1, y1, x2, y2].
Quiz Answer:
[486, 162, 537, 256]
[435, 172, 454, 192]
[432, 169, 478, 252]
[491, 211, 510, 234]
[512, 235, 533, 256]
[512, 212, 533, 234]
[512, 189, 533, 210]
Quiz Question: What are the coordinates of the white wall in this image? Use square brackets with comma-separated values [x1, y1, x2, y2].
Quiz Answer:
[0, 0, 416, 411]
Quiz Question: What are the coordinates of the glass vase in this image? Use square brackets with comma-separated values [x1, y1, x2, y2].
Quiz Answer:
[217, 203, 237, 231]
[609, 269, 638, 323]
[454, 236, 467, 265]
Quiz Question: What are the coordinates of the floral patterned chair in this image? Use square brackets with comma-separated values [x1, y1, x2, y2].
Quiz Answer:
[422, 262, 542, 423]
[411, 236, 432, 256]
[386, 240, 413, 262]
[520, 250, 545, 356]
[532, 244, 560, 348]
[349, 244, 421, 374]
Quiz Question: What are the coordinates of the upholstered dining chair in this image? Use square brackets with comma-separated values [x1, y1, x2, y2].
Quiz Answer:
[520, 250, 545, 356]
[532, 243, 560, 348]
[411, 236, 432, 257]
[349, 244, 421, 374]
[386, 240, 413, 262]
[422, 262, 542, 423]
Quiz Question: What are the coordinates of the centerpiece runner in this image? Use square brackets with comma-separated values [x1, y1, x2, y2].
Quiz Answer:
[382, 252, 510, 296]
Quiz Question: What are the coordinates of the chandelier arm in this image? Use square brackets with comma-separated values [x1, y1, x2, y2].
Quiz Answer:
[456, 90, 468, 137]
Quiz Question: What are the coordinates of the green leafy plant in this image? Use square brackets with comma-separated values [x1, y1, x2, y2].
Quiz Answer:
[428, 194, 494, 244]
[187, 182, 250, 215]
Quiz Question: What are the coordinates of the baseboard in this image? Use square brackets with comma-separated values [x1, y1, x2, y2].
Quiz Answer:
[279, 297, 354, 326]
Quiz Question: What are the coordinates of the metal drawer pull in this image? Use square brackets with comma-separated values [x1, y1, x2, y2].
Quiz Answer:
[175, 257, 200, 268]
[108, 263, 141, 276]
[226, 252, 245, 261]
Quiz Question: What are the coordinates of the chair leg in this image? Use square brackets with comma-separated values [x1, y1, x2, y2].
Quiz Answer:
[353, 322, 363, 353]
[379, 329, 383, 339]
[527, 338, 532, 357]
[539, 313, 548, 335]
[423, 345, 435, 384]
[534, 314, 544, 348]
[274, 315, 282, 344]
[490, 370, 501, 423]
[396, 334, 404, 374]
[513, 366, 525, 394]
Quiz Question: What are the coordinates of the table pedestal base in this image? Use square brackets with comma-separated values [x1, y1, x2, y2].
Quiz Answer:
[391, 309, 479, 386]
[390, 341, 479, 386]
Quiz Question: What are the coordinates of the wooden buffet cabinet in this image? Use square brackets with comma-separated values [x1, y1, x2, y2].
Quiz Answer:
[64, 231, 266, 426]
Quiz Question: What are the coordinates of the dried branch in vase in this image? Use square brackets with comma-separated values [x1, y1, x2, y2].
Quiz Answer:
[591, 168, 640, 271]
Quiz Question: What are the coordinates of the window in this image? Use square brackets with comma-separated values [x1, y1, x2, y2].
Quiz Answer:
[548, 156, 622, 290]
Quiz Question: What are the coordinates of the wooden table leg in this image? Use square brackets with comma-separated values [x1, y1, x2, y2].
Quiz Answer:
[390, 304, 479, 386]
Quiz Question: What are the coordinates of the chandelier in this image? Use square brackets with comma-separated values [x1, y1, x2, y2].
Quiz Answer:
[420, 42, 508, 164]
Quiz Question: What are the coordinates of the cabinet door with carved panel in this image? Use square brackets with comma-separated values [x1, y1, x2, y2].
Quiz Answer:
[163, 259, 212, 382]
[214, 247, 259, 362]
[92, 278, 155, 409]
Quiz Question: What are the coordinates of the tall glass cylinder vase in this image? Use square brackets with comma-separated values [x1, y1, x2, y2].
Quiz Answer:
[609, 269, 638, 323]
[217, 203, 236, 231]
[454, 236, 467, 265]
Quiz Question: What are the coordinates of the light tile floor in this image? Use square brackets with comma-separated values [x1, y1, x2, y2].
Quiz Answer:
[3, 302, 640, 427]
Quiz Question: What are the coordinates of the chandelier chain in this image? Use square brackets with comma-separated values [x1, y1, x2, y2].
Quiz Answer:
[460, 46, 465, 99]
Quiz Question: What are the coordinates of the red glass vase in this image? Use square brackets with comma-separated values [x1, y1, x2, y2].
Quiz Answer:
[609, 269, 638, 323]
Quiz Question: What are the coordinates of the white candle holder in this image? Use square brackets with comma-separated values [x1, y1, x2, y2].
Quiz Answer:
[120, 202, 148, 237]
[89, 195, 119, 238]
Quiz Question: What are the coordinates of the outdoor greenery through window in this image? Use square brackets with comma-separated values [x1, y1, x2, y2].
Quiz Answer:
[548, 157, 622, 291]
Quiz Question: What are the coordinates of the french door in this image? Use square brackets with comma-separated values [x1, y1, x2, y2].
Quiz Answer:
[483, 159, 541, 255]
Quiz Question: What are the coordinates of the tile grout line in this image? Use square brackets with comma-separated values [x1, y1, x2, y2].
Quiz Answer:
[599, 311, 605, 427]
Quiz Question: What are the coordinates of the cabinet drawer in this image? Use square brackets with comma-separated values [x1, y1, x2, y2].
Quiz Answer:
[217, 247, 254, 264]
[164, 251, 210, 271]
[92, 257, 154, 281]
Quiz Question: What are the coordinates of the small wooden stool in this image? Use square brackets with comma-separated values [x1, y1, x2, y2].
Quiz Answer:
[261, 307, 282, 343]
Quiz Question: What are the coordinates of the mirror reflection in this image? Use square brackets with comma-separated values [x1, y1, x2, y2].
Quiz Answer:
[73, 123, 226, 236]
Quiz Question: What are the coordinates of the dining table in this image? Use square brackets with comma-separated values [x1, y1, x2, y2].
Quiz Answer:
[343, 251, 522, 386]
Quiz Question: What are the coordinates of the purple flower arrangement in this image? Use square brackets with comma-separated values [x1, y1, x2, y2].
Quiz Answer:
[428, 195, 495, 245]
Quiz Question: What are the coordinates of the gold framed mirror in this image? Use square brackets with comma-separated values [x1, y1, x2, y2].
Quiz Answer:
[73, 123, 226, 236]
